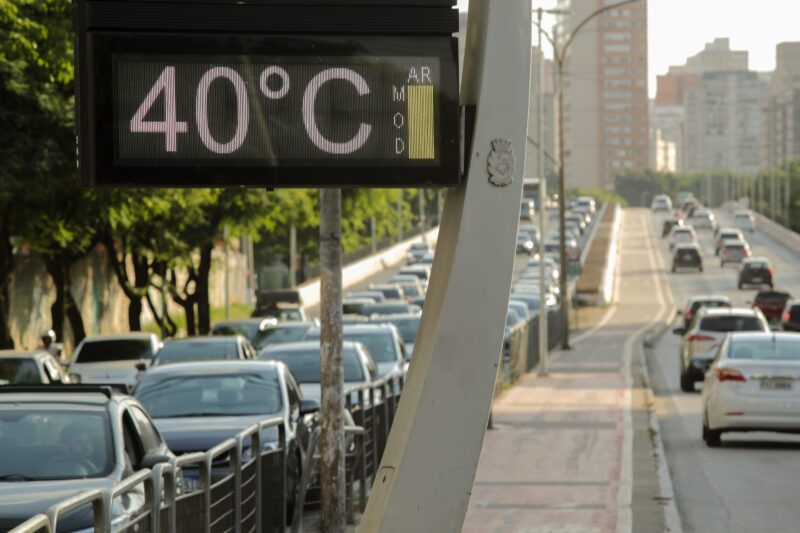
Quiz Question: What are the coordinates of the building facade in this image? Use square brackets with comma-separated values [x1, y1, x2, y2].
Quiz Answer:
[557, 0, 649, 190]
[762, 42, 800, 170]
[684, 71, 770, 175]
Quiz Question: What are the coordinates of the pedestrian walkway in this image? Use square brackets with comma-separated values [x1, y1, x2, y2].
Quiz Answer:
[463, 209, 671, 533]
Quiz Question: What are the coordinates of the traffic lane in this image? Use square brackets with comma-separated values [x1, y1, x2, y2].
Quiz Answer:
[646, 212, 800, 533]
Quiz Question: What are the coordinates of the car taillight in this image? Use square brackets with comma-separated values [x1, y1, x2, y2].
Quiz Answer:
[784, 312, 791, 321]
[722, 249, 729, 255]
[769, 268, 775, 276]
[715, 368, 746, 382]
[688, 334, 715, 342]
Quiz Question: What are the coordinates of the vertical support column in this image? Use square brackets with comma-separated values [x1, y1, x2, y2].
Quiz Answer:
[319, 189, 345, 532]
[536, 9, 549, 378]
[358, 1, 531, 531]
[289, 224, 298, 287]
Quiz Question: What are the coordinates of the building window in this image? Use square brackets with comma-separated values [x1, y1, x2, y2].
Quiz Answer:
[603, 44, 632, 53]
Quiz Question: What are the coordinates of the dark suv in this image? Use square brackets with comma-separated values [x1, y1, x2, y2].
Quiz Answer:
[0, 386, 174, 532]
[781, 300, 800, 331]
[738, 257, 774, 289]
[671, 243, 703, 272]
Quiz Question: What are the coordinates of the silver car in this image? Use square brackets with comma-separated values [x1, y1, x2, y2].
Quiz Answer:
[675, 307, 769, 392]
[68, 333, 161, 387]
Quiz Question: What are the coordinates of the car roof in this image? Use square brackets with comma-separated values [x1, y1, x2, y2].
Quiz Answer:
[370, 313, 421, 321]
[0, 388, 119, 406]
[718, 227, 740, 234]
[138, 360, 281, 377]
[81, 333, 157, 342]
[727, 332, 800, 344]
[260, 340, 361, 352]
[674, 243, 700, 249]
[164, 335, 240, 344]
[213, 318, 276, 328]
[697, 307, 760, 318]
[721, 241, 746, 247]
[688, 294, 730, 303]
[743, 256, 770, 263]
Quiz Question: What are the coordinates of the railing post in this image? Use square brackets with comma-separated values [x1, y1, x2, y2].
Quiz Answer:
[254, 424, 263, 533]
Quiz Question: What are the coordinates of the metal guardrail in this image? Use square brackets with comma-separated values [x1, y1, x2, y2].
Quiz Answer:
[10, 378, 406, 533]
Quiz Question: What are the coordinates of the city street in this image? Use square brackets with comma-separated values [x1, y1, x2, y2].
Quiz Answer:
[647, 208, 800, 533]
[463, 209, 671, 532]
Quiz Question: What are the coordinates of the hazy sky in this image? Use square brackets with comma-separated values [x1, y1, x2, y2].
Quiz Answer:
[457, 0, 800, 97]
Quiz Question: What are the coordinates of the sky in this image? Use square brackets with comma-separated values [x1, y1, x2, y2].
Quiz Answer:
[457, 0, 800, 98]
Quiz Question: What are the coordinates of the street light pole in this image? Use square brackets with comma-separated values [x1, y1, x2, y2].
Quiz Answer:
[536, 7, 549, 376]
[536, 0, 642, 350]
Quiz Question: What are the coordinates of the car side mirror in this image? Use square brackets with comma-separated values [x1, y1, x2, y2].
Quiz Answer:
[299, 398, 320, 417]
[135, 362, 147, 372]
[672, 327, 685, 336]
[139, 453, 171, 470]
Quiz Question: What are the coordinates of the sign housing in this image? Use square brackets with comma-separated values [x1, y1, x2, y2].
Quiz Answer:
[74, 0, 460, 188]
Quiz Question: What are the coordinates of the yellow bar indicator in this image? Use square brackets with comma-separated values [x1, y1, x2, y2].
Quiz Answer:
[408, 85, 435, 160]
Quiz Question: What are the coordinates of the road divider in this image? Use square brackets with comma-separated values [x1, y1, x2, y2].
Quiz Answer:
[298, 227, 439, 311]
[575, 203, 621, 306]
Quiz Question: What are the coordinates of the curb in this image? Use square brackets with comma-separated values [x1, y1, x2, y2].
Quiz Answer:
[639, 310, 684, 533]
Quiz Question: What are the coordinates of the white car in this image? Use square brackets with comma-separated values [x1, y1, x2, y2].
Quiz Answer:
[702, 332, 800, 447]
[734, 210, 756, 233]
[651, 195, 673, 212]
[68, 333, 161, 387]
[669, 225, 697, 250]
[689, 209, 717, 231]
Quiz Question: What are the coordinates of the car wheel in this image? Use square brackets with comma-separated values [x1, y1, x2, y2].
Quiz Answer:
[703, 416, 722, 447]
[680, 370, 694, 393]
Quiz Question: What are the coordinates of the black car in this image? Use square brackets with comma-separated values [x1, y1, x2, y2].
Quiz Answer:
[671, 243, 703, 272]
[0, 386, 174, 532]
[781, 300, 800, 331]
[662, 217, 683, 238]
[738, 257, 774, 289]
[133, 361, 318, 517]
[0, 351, 69, 385]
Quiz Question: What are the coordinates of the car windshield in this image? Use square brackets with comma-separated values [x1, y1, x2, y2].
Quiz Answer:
[410, 243, 428, 251]
[728, 338, 800, 361]
[745, 262, 769, 270]
[699, 316, 764, 332]
[345, 334, 398, 363]
[76, 339, 153, 363]
[0, 359, 42, 384]
[252, 325, 311, 349]
[135, 373, 282, 418]
[155, 340, 237, 365]
[691, 301, 728, 313]
[262, 348, 365, 383]
[0, 409, 113, 480]
[383, 318, 421, 344]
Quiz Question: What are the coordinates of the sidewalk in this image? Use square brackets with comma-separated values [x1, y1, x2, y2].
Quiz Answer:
[463, 209, 671, 533]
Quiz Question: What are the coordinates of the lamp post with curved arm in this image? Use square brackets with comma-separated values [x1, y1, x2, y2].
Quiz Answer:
[534, 0, 643, 350]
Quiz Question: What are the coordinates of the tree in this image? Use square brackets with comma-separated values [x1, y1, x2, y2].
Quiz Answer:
[0, 0, 74, 348]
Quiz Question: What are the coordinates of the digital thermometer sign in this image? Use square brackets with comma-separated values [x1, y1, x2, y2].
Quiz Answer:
[77, 32, 459, 188]
[115, 57, 441, 164]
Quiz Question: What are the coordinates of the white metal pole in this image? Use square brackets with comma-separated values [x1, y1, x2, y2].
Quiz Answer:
[536, 8, 548, 377]
[289, 224, 297, 288]
[223, 225, 230, 320]
[358, 1, 531, 530]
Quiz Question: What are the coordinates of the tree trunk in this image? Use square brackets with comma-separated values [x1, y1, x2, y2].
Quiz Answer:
[44, 256, 66, 344]
[129, 253, 150, 331]
[0, 210, 14, 349]
[65, 285, 86, 346]
[196, 243, 213, 335]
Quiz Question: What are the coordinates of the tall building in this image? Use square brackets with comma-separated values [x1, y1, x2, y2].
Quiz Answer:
[653, 38, 752, 174]
[762, 42, 800, 170]
[556, 0, 649, 190]
[684, 70, 770, 175]
[527, 47, 559, 180]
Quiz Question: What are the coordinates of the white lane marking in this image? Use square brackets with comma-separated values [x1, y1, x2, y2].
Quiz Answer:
[616, 210, 671, 533]
[639, 212, 685, 533]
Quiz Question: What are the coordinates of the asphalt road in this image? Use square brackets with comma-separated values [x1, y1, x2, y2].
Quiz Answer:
[646, 207, 800, 533]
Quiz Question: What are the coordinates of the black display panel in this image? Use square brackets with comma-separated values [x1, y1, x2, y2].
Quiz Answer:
[79, 34, 460, 188]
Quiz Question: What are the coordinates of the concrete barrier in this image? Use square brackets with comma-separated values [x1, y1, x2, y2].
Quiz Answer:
[298, 227, 439, 310]
[600, 205, 622, 305]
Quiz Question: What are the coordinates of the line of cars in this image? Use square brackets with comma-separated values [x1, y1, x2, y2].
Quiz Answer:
[0, 258, 428, 530]
[654, 193, 800, 447]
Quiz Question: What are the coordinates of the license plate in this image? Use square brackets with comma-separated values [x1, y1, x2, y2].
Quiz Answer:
[751, 277, 762, 282]
[761, 380, 792, 391]
[681, 254, 692, 261]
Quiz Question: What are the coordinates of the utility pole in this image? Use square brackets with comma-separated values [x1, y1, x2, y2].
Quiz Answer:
[397, 192, 404, 242]
[289, 224, 298, 287]
[319, 189, 345, 532]
[535, 0, 642, 350]
[223, 225, 230, 320]
[418, 189, 426, 237]
[536, 6, 551, 376]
